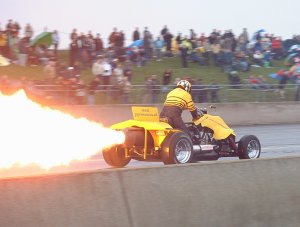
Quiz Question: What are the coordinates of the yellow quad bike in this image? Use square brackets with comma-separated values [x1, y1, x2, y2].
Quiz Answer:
[102, 106, 261, 167]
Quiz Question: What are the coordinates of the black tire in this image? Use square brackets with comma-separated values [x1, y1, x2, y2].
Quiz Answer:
[238, 135, 261, 159]
[103, 145, 131, 167]
[161, 131, 194, 165]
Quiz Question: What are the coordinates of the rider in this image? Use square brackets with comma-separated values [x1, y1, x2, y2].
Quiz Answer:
[160, 79, 202, 136]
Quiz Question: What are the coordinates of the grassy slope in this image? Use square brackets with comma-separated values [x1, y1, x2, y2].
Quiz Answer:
[1, 51, 294, 103]
[1, 50, 287, 84]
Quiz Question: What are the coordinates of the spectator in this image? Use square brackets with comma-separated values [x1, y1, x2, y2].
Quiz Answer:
[70, 28, 78, 41]
[110, 62, 124, 101]
[295, 74, 300, 101]
[228, 71, 241, 88]
[52, 30, 60, 57]
[132, 27, 140, 41]
[179, 37, 192, 68]
[123, 59, 133, 82]
[69, 38, 79, 67]
[162, 68, 172, 86]
[94, 33, 104, 55]
[263, 50, 273, 67]
[121, 76, 131, 103]
[6, 19, 14, 37]
[211, 40, 221, 66]
[160, 25, 168, 43]
[277, 72, 289, 99]
[143, 30, 153, 60]
[257, 75, 272, 90]
[9, 32, 20, 61]
[164, 31, 173, 57]
[92, 55, 104, 79]
[75, 79, 86, 105]
[87, 77, 100, 105]
[24, 23, 34, 42]
[154, 36, 164, 61]
[101, 57, 112, 89]
[271, 37, 283, 60]
[253, 50, 264, 67]
[201, 38, 211, 65]
[176, 32, 182, 45]
[247, 75, 260, 89]
[232, 52, 250, 72]
[108, 27, 118, 48]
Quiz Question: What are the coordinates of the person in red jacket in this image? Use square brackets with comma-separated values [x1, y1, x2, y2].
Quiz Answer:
[271, 37, 283, 60]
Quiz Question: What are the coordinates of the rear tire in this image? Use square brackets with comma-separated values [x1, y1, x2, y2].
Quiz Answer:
[161, 132, 194, 165]
[103, 145, 131, 167]
[238, 135, 261, 159]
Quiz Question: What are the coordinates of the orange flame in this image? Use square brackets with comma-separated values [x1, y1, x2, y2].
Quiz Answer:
[0, 90, 125, 170]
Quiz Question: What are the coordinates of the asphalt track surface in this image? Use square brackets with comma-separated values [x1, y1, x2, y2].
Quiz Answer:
[1, 124, 300, 178]
[67, 123, 300, 170]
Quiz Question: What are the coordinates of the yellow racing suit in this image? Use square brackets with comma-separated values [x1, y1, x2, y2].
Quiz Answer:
[160, 87, 198, 135]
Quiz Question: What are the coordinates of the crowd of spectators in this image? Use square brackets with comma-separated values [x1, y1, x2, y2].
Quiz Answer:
[1, 19, 300, 104]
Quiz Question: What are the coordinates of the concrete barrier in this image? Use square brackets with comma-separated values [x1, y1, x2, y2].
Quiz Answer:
[0, 156, 299, 227]
[59, 102, 300, 127]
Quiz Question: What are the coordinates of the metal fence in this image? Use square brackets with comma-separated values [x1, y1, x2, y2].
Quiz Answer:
[24, 83, 300, 105]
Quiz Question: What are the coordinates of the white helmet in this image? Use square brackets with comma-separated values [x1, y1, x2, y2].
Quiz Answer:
[177, 80, 191, 93]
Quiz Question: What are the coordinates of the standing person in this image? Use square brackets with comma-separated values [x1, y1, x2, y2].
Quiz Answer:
[69, 39, 79, 67]
[143, 30, 153, 61]
[176, 32, 182, 46]
[24, 23, 34, 42]
[154, 36, 164, 61]
[164, 31, 173, 57]
[132, 27, 140, 41]
[70, 28, 78, 41]
[92, 55, 104, 79]
[210, 40, 221, 66]
[179, 37, 191, 68]
[108, 27, 118, 48]
[160, 25, 168, 42]
[94, 33, 104, 55]
[160, 79, 201, 135]
[52, 30, 60, 58]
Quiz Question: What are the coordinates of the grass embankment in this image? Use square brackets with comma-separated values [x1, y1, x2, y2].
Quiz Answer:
[0, 50, 294, 103]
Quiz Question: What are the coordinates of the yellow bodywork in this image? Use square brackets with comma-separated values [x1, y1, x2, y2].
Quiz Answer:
[110, 107, 235, 160]
[193, 114, 236, 140]
[110, 107, 177, 156]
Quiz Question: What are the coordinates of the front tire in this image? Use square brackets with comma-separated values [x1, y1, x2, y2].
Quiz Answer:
[161, 132, 194, 165]
[103, 145, 131, 167]
[238, 135, 261, 159]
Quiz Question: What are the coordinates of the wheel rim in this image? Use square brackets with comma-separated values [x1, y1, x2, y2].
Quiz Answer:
[175, 138, 192, 163]
[247, 139, 260, 158]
